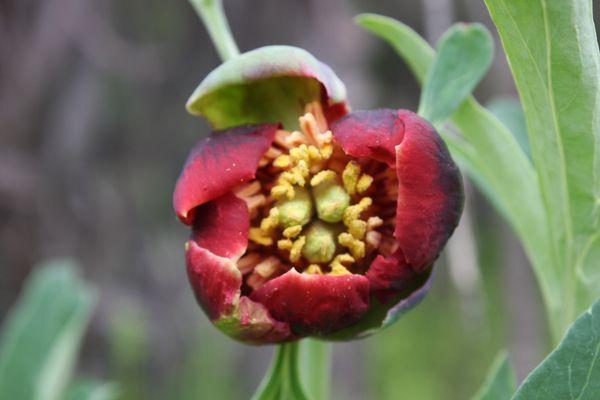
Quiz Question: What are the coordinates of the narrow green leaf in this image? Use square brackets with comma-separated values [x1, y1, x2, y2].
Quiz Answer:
[63, 381, 118, 400]
[484, 0, 600, 329]
[472, 352, 516, 400]
[0, 260, 96, 400]
[356, 14, 562, 339]
[513, 298, 600, 399]
[419, 23, 494, 124]
[486, 98, 530, 159]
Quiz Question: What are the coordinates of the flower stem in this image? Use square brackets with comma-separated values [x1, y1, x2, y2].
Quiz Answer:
[301, 339, 331, 400]
[188, 0, 240, 62]
[251, 342, 310, 400]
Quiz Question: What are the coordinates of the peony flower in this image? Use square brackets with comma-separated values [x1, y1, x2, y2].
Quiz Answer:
[173, 46, 463, 343]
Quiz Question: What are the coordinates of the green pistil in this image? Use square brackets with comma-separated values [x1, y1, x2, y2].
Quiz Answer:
[301, 221, 338, 264]
[277, 187, 313, 228]
[313, 182, 350, 223]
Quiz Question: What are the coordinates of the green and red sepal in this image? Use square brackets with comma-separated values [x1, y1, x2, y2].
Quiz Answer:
[186, 45, 348, 130]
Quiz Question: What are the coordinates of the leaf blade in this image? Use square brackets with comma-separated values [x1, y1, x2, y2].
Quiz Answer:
[472, 352, 516, 400]
[484, 0, 600, 328]
[0, 260, 96, 400]
[513, 298, 600, 399]
[419, 23, 494, 124]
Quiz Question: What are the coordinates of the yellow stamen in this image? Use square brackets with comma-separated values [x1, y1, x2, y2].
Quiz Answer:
[342, 161, 362, 195]
[259, 207, 279, 232]
[277, 239, 293, 251]
[271, 183, 295, 200]
[273, 155, 291, 168]
[329, 254, 354, 275]
[348, 220, 367, 240]
[305, 264, 323, 275]
[290, 236, 306, 263]
[357, 174, 374, 194]
[248, 228, 273, 246]
[343, 197, 372, 226]
[290, 144, 310, 164]
[338, 232, 366, 259]
[283, 225, 302, 239]
[310, 170, 337, 187]
[307, 145, 322, 162]
[320, 144, 333, 160]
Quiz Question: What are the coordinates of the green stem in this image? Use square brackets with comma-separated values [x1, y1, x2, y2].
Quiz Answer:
[301, 339, 331, 400]
[251, 342, 310, 400]
[188, 0, 240, 61]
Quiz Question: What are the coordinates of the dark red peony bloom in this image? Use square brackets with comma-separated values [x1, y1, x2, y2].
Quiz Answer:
[174, 46, 463, 343]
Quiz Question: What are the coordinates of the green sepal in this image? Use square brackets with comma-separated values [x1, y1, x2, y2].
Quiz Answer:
[186, 45, 348, 130]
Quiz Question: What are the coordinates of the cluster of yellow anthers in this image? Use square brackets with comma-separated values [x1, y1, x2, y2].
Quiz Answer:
[247, 112, 384, 276]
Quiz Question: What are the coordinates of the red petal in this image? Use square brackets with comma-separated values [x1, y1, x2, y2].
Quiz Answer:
[173, 124, 277, 224]
[213, 297, 294, 344]
[332, 109, 463, 283]
[186, 193, 247, 319]
[331, 109, 405, 166]
[186, 240, 241, 320]
[249, 269, 370, 335]
[366, 251, 417, 302]
[394, 110, 463, 270]
[191, 192, 249, 259]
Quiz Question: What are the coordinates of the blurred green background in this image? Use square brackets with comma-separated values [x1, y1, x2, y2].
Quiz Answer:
[4, 0, 596, 399]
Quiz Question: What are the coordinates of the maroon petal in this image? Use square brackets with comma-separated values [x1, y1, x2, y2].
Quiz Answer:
[173, 124, 278, 224]
[332, 109, 463, 287]
[366, 251, 418, 302]
[331, 109, 405, 167]
[191, 192, 249, 260]
[186, 240, 241, 320]
[187, 193, 293, 342]
[394, 110, 463, 270]
[250, 269, 370, 335]
[213, 297, 294, 344]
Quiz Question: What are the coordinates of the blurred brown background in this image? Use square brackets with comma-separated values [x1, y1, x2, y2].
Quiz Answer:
[2, 1, 598, 399]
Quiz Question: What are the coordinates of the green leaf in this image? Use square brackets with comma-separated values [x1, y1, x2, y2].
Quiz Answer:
[0, 260, 96, 400]
[419, 23, 494, 124]
[486, 98, 530, 159]
[513, 298, 600, 399]
[356, 14, 562, 339]
[251, 342, 309, 400]
[472, 352, 516, 400]
[484, 0, 600, 329]
[63, 381, 118, 400]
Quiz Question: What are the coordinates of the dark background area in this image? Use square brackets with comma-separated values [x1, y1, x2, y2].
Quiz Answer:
[2, 1, 598, 399]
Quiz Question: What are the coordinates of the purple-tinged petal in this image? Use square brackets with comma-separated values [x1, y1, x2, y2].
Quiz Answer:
[320, 270, 434, 341]
[186, 46, 349, 130]
[394, 110, 463, 271]
[250, 269, 370, 335]
[365, 251, 418, 302]
[173, 124, 277, 224]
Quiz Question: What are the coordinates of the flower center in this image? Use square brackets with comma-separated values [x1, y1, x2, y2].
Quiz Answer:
[244, 108, 384, 277]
